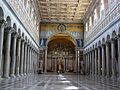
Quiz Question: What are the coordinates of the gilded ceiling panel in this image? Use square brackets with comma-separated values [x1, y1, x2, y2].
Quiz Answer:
[37, 0, 92, 23]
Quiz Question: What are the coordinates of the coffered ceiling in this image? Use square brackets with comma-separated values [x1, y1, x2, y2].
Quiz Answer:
[37, 0, 92, 23]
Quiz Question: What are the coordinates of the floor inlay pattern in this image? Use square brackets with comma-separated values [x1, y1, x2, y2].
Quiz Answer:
[0, 74, 120, 90]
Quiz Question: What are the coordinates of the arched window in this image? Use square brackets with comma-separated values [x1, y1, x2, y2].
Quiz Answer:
[89, 17, 92, 27]
[85, 23, 88, 32]
[97, 5, 100, 19]
[104, 0, 109, 10]
[26, 0, 30, 8]
[24, 0, 27, 8]
[94, 8, 97, 20]
[31, 8, 34, 18]
[101, 0, 104, 11]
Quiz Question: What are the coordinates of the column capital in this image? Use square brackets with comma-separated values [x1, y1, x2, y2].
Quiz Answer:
[117, 35, 120, 40]
[94, 46, 98, 49]
[0, 19, 7, 28]
[101, 43, 105, 47]
[97, 45, 101, 48]
[110, 38, 116, 43]
[18, 35, 22, 40]
[24, 40, 28, 44]
[106, 41, 110, 44]
[84, 51, 87, 54]
[21, 37, 25, 42]
[12, 32, 18, 38]
[43, 46, 48, 51]
[29, 45, 33, 49]
[94, 48, 98, 51]
[27, 43, 30, 47]
[75, 47, 80, 51]
[5, 27, 15, 33]
[29, 46, 33, 50]
[92, 48, 95, 51]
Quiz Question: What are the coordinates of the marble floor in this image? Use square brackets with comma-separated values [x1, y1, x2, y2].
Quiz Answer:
[0, 73, 120, 90]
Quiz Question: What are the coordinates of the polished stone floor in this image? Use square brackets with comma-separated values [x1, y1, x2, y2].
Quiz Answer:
[0, 73, 120, 90]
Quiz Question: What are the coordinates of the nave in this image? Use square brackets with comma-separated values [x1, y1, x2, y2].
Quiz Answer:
[0, 73, 120, 90]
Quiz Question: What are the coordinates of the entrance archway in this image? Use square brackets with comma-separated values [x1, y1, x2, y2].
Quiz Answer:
[47, 34, 76, 73]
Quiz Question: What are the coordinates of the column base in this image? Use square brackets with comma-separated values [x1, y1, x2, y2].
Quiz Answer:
[16, 74, 20, 77]
[102, 74, 106, 78]
[101, 75, 106, 79]
[44, 72, 47, 74]
[105, 75, 111, 79]
[20, 74, 24, 76]
[0, 76, 3, 80]
[111, 75, 117, 79]
[117, 77, 120, 80]
[10, 74, 16, 78]
[25, 73, 28, 76]
[24, 73, 27, 76]
[27, 73, 30, 75]
[2, 75, 10, 79]
[73, 71, 77, 73]
[29, 73, 32, 75]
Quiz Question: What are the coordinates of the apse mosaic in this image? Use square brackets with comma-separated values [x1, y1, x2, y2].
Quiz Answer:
[40, 23, 84, 39]
[40, 23, 84, 47]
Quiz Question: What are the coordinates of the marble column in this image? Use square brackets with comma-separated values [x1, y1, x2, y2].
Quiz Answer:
[44, 48, 47, 73]
[95, 48, 98, 75]
[88, 52, 90, 74]
[15, 36, 21, 77]
[0, 20, 6, 77]
[23, 41, 27, 75]
[106, 42, 110, 77]
[33, 52, 35, 73]
[32, 50, 35, 74]
[86, 53, 89, 74]
[33, 50, 35, 74]
[2, 27, 13, 78]
[29, 47, 32, 74]
[32, 50, 34, 74]
[55, 58, 57, 72]
[74, 50, 78, 73]
[35, 52, 38, 73]
[20, 38, 25, 76]
[85, 54, 88, 74]
[90, 51, 92, 74]
[92, 50, 95, 75]
[30, 48, 33, 74]
[118, 35, 120, 79]
[102, 44, 105, 77]
[26, 45, 30, 75]
[98, 46, 101, 76]
[10, 32, 17, 78]
[33, 50, 35, 73]
[111, 39, 116, 78]
[77, 51, 80, 73]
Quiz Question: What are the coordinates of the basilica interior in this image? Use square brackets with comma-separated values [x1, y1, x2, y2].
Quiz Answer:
[0, 0, 120, 90]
